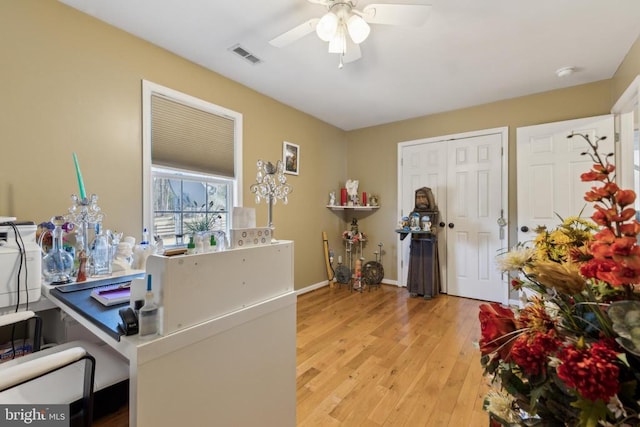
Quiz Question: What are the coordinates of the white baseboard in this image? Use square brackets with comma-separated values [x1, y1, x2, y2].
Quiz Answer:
[296, 278, 399, 295]
[296, 280, 329, 295]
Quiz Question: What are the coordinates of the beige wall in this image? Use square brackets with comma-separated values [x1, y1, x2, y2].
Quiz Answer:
[612, 33, 640, 103]
[0, 0, 345, 290]
[1, 0, 638, 290]
[345, 82, 612, 282]
[346, 33, 640, 282]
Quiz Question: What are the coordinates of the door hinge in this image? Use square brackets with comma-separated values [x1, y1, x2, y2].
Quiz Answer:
[615, 132, 620, 143]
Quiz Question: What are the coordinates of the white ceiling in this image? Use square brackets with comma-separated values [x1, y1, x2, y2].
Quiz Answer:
[59, 0, 640, 131]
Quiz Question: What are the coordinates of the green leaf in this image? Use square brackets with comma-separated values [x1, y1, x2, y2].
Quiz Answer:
[617, 352, 630, 367]
[500, 369, 529, 397]
[571, 398, 608, 427]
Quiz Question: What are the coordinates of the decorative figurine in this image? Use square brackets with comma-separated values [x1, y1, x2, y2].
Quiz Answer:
[410, 187, 438, 230]
[401, 216, 410, 230]
[346, 179, 359, 206]
[329, 191, 336, 206]
[421, 215, 432, 231]
[410, 212, 421, 231]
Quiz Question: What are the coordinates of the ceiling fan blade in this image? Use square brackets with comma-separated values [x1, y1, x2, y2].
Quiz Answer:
[342, 42, 361, 64]
[361, 4, 432, 26]
[269, 18, 319, 48]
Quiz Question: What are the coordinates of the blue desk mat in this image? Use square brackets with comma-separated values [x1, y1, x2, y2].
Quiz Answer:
[49, 273, 144, 341]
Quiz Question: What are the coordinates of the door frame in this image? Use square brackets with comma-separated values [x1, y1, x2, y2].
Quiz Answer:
[397, 127, 509, 302]
[611, 74, 639, 192]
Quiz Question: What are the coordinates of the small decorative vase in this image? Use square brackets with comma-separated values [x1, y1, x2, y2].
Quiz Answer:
[40, 216, 74, 284]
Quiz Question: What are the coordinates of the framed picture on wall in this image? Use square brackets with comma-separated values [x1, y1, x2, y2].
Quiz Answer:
[283, 141, 299, 175]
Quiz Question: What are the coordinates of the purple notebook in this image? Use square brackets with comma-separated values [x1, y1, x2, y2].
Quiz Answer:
[90, 285, 131, 306]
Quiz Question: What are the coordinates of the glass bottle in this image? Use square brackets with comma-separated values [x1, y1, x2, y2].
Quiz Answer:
[91, 222, 111, 276]
[41, 216, 74, 284]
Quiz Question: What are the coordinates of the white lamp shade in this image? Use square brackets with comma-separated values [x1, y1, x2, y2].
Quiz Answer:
[316, 12, 339, 42]
[347, 14, 370, 44]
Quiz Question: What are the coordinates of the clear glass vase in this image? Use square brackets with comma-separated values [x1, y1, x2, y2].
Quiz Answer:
[41, 216, 74, 284]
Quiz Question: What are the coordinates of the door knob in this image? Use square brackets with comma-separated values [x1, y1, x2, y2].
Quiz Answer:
[448, 223, 454, 229]
[520, 226, 529, 232]
[439, 222, 445, 228]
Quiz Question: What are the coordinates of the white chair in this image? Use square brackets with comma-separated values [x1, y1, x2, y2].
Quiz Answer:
[0, 311, 96, 426]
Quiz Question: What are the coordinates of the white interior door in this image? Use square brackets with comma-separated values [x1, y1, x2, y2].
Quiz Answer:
[398, 128, 508, 303]
[446, 134, 505, 302]
[517, 115, 614, 244]
[399, 141, 448, 291]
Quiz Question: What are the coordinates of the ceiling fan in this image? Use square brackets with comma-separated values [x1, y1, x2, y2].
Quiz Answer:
[269, 1, 432, 68]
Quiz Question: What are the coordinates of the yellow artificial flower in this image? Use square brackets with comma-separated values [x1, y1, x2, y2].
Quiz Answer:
[528, 260, 586, 295]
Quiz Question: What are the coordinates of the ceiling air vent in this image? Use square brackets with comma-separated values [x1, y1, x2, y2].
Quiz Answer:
[229, 44, 263, 65]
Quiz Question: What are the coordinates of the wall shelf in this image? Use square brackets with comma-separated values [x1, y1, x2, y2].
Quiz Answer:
[326, 205, 380, 211]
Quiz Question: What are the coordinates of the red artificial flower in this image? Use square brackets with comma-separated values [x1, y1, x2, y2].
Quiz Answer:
[510, 330, 560, 376]
[598, 266, 640, 286]
[557, 340, 620, 402]
[511, 278, 523, 290]
[479, 303, 518, 359]
[593, 228, 616, 244]
[619, 221, 640, 237]
[603, 182, 620, 194]
[591, 206, 613, 227]
[579, 258, 616, 281]
[589, 241, 612, 259]
[581, 171, 608, 182]
[616, 189, 636, 207]
[584, 186, 610, 202]
[613, 207, 637, 222]
[610, 237, 640, 268]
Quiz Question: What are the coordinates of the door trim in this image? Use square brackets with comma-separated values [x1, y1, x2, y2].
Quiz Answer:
[611, 75, 639, 192]
[397, 127, 510, 303]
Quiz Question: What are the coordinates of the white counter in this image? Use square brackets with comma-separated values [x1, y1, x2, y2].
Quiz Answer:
[44, 241, 296, 426]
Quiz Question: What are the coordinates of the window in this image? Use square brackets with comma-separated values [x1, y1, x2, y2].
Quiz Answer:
[142, 81, 243, 246]
[153, 167, 231, 246]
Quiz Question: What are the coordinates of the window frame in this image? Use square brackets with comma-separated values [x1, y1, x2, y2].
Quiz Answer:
[142, 80, 243, 240]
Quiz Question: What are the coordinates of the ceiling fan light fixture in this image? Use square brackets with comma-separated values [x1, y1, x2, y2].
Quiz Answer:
[347, 14, 370, 44]
[316, 12, 339, 41]
[328, 25, 347, 54]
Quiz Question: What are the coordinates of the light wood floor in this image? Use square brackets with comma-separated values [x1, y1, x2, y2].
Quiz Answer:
[94, 285, 490, 426]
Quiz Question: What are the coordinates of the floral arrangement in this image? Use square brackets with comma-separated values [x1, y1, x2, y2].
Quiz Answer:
[480, 133, 640, 426]
[342, 230, 367, 243]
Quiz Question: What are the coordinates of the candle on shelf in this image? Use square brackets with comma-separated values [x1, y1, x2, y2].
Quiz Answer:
[72, 152, 87, 200]
[362, 192, 367, 206]
[340, 188, 347, 206]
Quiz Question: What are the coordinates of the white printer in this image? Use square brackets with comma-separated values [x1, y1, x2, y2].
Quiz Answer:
[0, 221, 41, 308]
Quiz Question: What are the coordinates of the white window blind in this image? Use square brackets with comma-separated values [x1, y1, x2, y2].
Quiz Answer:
[151, 95, 235, 178]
